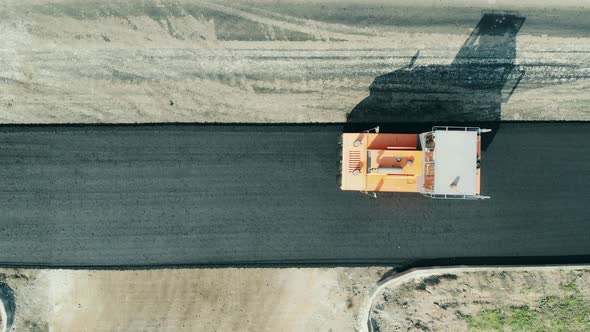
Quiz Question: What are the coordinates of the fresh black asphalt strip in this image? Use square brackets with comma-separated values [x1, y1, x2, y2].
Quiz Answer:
[0, 122, 588, 267]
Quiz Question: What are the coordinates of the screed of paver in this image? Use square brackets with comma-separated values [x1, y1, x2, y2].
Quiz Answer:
[369, 266, 590, 332]
[0, 267, 389, 332]
[1, 0, 589, 123]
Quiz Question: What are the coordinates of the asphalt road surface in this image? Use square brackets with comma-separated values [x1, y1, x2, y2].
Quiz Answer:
[0, 122, 588, 267]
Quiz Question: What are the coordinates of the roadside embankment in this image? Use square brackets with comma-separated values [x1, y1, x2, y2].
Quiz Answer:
[363, 265, 590, 332]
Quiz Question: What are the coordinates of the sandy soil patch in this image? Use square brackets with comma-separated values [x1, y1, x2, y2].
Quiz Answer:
[0, 267, 390, 332]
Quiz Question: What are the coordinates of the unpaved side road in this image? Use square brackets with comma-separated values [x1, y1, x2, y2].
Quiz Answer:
[1, 0, 589, 123]
[0, 267, 390, 332]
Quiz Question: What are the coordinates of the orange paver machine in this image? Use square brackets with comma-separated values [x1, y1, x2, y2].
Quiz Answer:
[340, 126, 490, 199]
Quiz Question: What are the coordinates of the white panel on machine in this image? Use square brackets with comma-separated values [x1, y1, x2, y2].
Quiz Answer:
[433, 130, 478, 195]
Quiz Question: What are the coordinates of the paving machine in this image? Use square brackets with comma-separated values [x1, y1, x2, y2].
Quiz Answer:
[340, 126, 490, 199]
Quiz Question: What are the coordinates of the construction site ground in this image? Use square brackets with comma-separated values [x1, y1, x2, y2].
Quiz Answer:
[1, 0, 590, 331]
[1, 0, 589, 123]
[3, 266, 590, 331]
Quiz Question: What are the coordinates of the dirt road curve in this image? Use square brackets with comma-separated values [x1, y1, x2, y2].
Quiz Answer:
[0, 122, 587, 266]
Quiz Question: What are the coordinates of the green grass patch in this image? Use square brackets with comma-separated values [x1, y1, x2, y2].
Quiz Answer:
[465, 295, 590, 331]
[466, 306, 537, 331]
[560, 280, 578, 292]
[559, 273, 579, 292]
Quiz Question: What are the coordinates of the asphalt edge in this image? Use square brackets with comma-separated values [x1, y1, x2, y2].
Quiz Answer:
[4, 254, 590, 270]
[0, 120, 587, 128]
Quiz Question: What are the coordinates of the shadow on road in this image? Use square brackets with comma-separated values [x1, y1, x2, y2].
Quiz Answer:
[345, 12, 526, 150]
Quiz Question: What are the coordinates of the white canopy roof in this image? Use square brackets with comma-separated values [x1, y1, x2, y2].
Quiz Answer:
[433, 130, 478, 195]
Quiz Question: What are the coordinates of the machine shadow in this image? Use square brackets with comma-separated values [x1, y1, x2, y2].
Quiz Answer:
[344, 12, 526, 150]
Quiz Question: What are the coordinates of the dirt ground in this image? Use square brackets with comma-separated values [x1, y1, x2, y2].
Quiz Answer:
[1, 0, 589, 123]
[3, 266, 590, 331]
[370, 266, 590, 331]
[0, 267, 390, 332]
